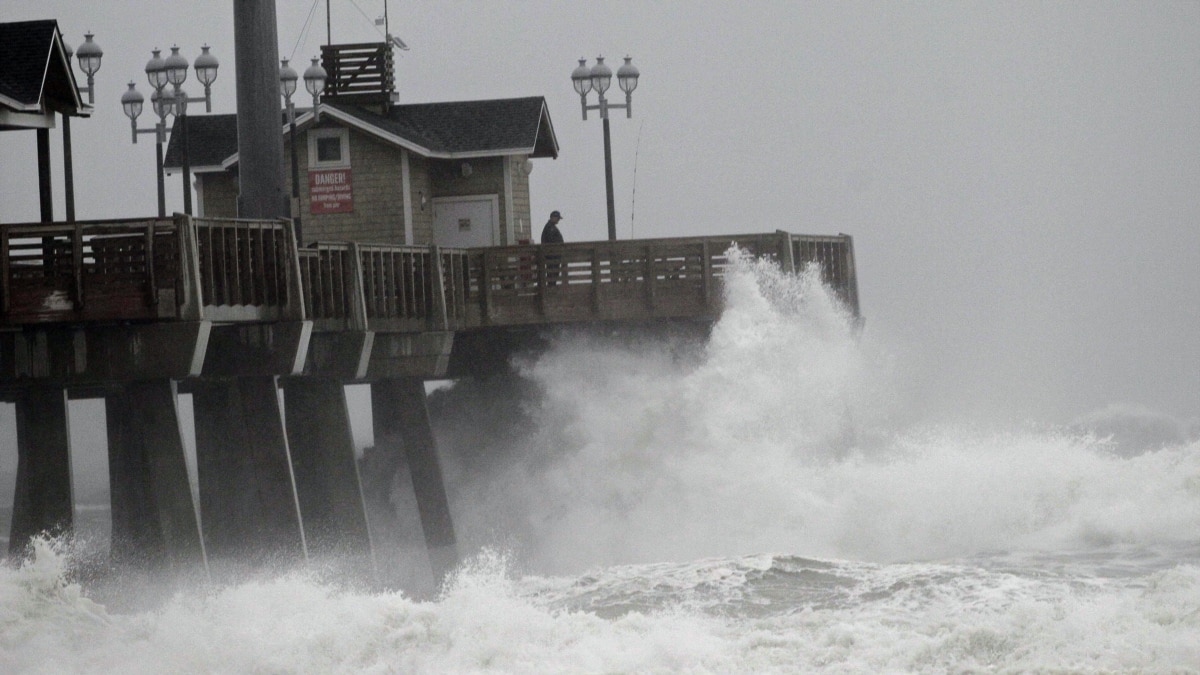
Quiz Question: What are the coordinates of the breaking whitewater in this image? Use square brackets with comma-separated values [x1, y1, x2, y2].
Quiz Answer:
[3, 250, 1198, 673]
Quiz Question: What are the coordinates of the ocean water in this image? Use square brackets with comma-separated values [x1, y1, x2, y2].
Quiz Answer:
[2, 251, 1198, 673]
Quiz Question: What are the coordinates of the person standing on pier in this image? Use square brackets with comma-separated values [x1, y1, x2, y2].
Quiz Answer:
[541, 210, 564, 244]
[541, 210, 564, 285]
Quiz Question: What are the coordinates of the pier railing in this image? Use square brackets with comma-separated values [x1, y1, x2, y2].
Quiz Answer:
[787, 233, 859, 313]
[0, 215, 304, 326]
[1, 223, 855, 330]
[0, 217, 181, 324]
[461, 232, 860, 327]
[298, 243, 362, 330]
[299, 243, 467, 333]
[192, 217, 304, 321]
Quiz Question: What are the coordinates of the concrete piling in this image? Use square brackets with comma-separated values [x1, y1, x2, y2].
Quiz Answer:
[105, 380, 206, 572]
[192, 376, 306, 567]
[282, 378, 373, 565]
[371, 378, 459, 585]
[9, 386, 72, 556]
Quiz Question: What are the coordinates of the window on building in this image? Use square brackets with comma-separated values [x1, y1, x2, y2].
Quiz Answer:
[308, 127, 350, 168]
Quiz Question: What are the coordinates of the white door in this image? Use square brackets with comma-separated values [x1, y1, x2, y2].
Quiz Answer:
[431, 195, 499, 247]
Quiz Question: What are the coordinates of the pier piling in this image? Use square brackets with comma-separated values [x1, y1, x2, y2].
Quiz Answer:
[371, 378, 459, 585]
[282, 378, 373, 565]
[193, 376, 306, 568]
[9, 386, 72, 556]
[105, 380, 206, 571]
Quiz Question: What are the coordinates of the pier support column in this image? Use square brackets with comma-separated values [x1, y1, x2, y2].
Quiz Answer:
[9, 386, 72, 556]
[105, 380, 206, 572]
[371, 378, 458, 584]
[192, 376, 305, 567]
[282, 378, 373, 564]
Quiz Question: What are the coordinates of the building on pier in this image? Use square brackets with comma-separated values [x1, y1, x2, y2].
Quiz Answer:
[164, 41, 559, 248]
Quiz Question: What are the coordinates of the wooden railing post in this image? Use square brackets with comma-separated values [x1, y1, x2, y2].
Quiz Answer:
[480, 250, 493, 323]
[441, 250, 465, 326]
[776, 230, 795, 274]
[841, 233, 860, 318]
[590, 246, 601, 316]
[145, 221, 158, 309]
[230, 220, 243, 305]
[281, 218, 307, 321]
[346, 243, 369, 331]
[177, 214, 204, 320]
[72, 223, 84, 311]
[535, 247, 547, 316]
[1, 226, 10, 317]
[429, 245, 449, 331]
[644, 244, 656, 311]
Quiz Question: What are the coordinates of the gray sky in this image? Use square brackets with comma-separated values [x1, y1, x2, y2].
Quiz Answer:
[1, 1, 1197, 425]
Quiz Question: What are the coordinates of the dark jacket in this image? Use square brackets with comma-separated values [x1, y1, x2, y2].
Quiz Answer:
[541, 220, 564, 245]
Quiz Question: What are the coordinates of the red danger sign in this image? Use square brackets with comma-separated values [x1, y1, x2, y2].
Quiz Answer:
[309, 168, 353, 214]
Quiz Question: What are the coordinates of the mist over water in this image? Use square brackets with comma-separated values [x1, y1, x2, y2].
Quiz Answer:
[438, 251, 1200, 573]
[3, 251, 1198, 672]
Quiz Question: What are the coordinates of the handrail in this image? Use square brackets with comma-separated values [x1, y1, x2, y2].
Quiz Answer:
[298, 242, 366, 330]
[0, 225, 856, 329]
[786, 232, 859, 315]
[0, 217, 180, 325]
[456, 232, 859, 327]
[190, 216, 304, 322]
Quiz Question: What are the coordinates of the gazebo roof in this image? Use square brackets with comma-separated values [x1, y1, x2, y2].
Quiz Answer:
[0, 19, 91, 130]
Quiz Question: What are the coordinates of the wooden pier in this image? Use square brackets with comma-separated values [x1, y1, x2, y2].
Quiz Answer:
[0, 214, 858, 583]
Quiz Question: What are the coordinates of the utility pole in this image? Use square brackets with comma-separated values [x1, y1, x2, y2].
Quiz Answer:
[233, 0, 288, 219]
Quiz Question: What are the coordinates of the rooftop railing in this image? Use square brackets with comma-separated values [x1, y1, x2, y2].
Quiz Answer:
[320, 42, 395, 108]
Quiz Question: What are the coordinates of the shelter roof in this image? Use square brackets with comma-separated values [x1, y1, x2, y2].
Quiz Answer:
[0, 19, 90, 129]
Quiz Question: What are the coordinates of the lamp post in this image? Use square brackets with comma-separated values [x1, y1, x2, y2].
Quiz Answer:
[303, 57, 328, 121]
[572, 55, 640, 241]
[280, 57, 325, 244]
[62, 32, 103, 222]
[73, 32, 104, 104]
[280, 58, 325, 243]
[279, 58, 302, 241]
[121, 45, 219, 217]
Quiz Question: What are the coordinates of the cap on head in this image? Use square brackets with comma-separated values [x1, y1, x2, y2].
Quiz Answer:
[550, 210, 562, 219]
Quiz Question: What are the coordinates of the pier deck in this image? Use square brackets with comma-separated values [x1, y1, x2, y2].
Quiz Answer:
[0, 215, 858, 388]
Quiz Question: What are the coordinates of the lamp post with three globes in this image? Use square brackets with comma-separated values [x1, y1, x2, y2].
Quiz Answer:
[571, 55, 640, 241]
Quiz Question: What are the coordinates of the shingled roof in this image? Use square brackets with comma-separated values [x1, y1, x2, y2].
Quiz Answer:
[0, 19, 89, 129]
[328, 97, 559, 158]
[163, 111, 295, 170]
[164, 96, 558, 170]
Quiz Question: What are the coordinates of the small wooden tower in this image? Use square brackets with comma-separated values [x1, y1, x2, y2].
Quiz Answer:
[320, 41, 396, 112]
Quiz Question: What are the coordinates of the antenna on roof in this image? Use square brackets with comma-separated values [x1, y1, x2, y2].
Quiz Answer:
[382, 1, 410, 51]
